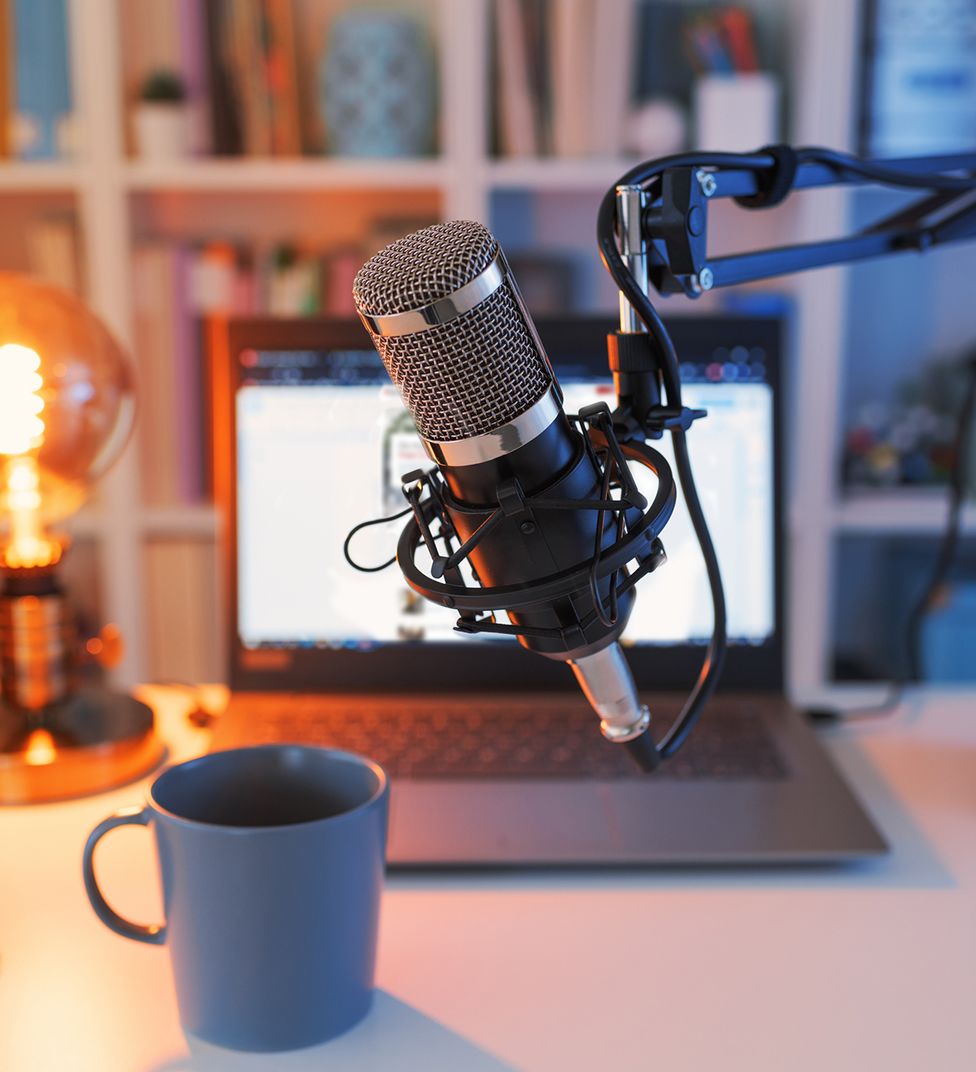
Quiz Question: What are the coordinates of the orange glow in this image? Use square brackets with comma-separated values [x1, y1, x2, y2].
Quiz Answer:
[23, 729, 57, 767]
[1, 457, 62, 569]
[0, 539, 63, 570]
[0, 345, 63, 569]
[0, 343, 44, 454]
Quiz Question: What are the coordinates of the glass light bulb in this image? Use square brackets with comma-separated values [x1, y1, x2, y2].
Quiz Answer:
[0, 274, 135, 569]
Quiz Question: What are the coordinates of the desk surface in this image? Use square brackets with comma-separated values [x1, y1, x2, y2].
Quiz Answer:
[1, 687, 974, 1072]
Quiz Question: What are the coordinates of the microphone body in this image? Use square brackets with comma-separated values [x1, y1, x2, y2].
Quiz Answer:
[353, 220, 649, 741]
[436, 412, 637, 660]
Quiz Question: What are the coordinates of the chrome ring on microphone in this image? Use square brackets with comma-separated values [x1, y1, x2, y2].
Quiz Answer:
[358, 255, 505, 337]
[422, 388, 562, 467]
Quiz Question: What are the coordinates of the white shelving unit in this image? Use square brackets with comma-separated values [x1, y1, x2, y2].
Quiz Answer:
[3, 0, 962, 700]
[835, 491, 976, 535]
[486, 157, 646, 190]
[58, 0, 498, 689]
[122, 158, 451, 192]
[0, 162, 84, 189]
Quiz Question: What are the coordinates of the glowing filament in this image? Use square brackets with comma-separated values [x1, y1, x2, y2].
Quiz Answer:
[0, 344, 59, 568]
[0, 343, 45, 455]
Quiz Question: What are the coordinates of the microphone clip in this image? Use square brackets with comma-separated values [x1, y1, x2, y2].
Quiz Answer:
[641, 403, 708, 436]
[401, 468, 457, 581]
[393, 418, 677, 654]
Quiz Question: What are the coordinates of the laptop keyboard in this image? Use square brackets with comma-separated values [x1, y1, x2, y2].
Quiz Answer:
[220, 695, 789, 781]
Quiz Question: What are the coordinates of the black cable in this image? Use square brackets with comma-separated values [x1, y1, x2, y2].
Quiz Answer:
[597, 151, 779, 405]
[343, 506, 412, 573]
[906, 355, 976, 678]
[597, 156, 748, 766]
[793, 150, 975, 721]
[794, 147, 976, 192]
[588, 445, 620, 628]
[658, 429, 728, 756]
[623, 423, 730, 769]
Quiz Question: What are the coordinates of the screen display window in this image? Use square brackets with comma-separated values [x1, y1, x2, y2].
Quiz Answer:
[236, 346, 774, 651]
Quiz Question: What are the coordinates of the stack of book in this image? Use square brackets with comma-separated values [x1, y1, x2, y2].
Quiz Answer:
[135, 240, 324, 506]
[132, 213, 436, 509]
[493, 0, 761, 158]
[122, 0, 430, 157]
[493, 0, 638, 157]
[122, 0, 309, 156]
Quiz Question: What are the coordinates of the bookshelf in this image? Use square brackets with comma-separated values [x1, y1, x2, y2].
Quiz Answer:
[122, 158, 451, 191]
[0, 0, 970, 700]
[0, 162, 83, 189]
[834, 492, 976, 536]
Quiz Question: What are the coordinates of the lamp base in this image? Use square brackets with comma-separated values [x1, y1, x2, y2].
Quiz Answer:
[0, 689, 165, 804]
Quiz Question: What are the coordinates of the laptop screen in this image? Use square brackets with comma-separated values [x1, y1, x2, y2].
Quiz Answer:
[233, 329, 775, 656]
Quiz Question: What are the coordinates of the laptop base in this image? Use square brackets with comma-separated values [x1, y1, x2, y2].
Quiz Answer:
[211, 691, 887, 867]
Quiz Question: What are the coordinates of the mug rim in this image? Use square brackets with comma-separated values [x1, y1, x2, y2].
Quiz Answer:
[147, 744, 389, 834]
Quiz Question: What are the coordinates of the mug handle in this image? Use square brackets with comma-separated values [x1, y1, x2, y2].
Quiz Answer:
[82, 806, 167, 945]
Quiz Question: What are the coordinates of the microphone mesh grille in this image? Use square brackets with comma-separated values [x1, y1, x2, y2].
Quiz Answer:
[353, 219, 553, 443]
[353, 220, 499, 317]
[367, 283, 551, 441]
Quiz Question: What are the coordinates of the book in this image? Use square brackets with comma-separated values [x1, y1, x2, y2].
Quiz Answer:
[0, 0, 10, 158]
[144, 537, 222, 683]
[495, 0, 539, 157]
[11, 0, 72, 160]
[227, 0, 272, 156]
[26, 214, 80, 294]
[322, 247, 362, 316]
[171, 246, 204, 502]
[133, 244, 181, 506]
[589, 0, 637, 156]
[190, 241, 255, 501]
[177, 0, 212, 156]
[133, 242, 220, 506]
[521, 0, 550, 154]
[119, 0, 421, 159]
[291, 0, 332, 153]
[262, 0, 302, 156]
[204, 0, 244, 155]
[550, 0, 593, 157]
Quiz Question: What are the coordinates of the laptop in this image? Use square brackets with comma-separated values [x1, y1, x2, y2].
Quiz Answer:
[210, 314, 887, 866]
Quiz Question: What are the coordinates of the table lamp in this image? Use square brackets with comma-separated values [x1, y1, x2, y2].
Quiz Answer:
[0, 273, 163, 803]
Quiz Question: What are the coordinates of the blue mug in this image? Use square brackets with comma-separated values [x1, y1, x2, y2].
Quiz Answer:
[83, 745, 389, 1052]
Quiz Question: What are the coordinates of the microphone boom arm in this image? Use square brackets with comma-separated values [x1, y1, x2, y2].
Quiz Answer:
[633, 149, 976, 299]
[599, 146, 976, 769]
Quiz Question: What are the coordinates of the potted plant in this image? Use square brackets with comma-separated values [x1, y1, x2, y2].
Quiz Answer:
[133, 70, 188, 161]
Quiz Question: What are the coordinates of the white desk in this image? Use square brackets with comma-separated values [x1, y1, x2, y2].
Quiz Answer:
[1, 688, 974, 1072]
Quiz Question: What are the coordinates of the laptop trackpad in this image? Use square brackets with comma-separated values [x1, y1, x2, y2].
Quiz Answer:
[389, 782, 619, 865]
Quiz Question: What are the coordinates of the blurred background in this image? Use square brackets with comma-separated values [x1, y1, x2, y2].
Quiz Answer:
[1, 0, 973, 702]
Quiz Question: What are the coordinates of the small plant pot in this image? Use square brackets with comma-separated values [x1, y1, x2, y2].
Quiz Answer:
[134, 104, 188, 161]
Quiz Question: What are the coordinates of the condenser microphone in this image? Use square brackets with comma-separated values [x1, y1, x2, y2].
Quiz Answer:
[352, 220, 668, 746]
